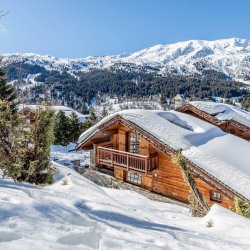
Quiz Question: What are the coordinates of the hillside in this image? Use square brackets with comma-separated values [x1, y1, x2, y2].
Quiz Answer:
[0, 157, 250, 249]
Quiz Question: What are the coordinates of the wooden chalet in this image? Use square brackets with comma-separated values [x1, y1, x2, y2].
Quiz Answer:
[76, 110, 250, 210]
[177, 102, 250, 141]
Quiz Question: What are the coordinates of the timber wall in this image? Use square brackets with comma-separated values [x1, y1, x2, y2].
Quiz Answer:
[94, 124, 235, 209]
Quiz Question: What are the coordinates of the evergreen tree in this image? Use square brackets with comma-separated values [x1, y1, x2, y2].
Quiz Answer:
[80, 111, 97, 132]
[0, 67, 17, 111]
[88, 111, 97, 123]
[0, 101, 55, 184]
[54, 111, 70, 145]
[69, 112, 81, 142]
[234, 198, 250, 219]
[28, 105, 55, 183]
[0, 100, 28, 180]
[100, 105, 108, 118]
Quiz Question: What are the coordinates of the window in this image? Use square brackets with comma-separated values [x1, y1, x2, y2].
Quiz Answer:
[210, 191, 221, 202]
[127, 172, 142, 186]
[129, 132, 141, 154]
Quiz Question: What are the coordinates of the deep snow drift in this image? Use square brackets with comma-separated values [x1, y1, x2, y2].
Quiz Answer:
[0, 159, 250, 249]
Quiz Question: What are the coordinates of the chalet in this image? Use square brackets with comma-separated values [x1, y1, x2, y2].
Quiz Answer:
[18, 104, 88, 124]
[177, 101, 250, 141]
[76, 109, 250, 210]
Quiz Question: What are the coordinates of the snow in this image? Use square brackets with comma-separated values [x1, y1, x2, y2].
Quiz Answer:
[51, 143, 90, 167]
[2, 38, 250, 84]
[78, 109, 250, 201]
[18, 104, 87, 123]
[190, 101, 250, 128]
[0, 155, 250, 249]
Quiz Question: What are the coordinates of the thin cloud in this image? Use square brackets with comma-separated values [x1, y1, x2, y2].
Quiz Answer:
[0, 24, 10, 35]
[0, 24, 7, 33]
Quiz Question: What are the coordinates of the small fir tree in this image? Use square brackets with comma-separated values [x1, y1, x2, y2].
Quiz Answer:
[0, 101, 55, 184]
[88, 111, 97, 123]
[54, 111, 70, 145]
[80, 111, 97, 132]
[28, 105, 55, 184]
[0, 100, 28, 180]
[234, 198, 250, 219]
[69, 112, 81, 142]
[0, 68, 17, 111]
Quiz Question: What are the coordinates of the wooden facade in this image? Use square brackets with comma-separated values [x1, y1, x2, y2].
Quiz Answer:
[177, 103, 250, 141]
[77, 115, 248, 210]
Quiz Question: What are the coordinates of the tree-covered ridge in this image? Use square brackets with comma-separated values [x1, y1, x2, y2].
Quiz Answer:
[3, 62, 250, 111]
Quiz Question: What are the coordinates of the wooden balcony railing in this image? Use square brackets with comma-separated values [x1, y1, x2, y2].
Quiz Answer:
[96, 147, 158, 175]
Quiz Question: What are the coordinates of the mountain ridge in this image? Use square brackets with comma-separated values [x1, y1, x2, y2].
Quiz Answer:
[1, 37, 250, 84]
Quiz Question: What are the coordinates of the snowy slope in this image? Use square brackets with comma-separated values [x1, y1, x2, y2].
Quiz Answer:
[0, 160, 250, 249]
[2, 38, 250, 84]
[78, 109, 250, 201]
[190, 101, 250, 127]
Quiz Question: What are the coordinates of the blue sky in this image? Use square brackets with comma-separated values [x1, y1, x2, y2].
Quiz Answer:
[0, 0, 250, 57]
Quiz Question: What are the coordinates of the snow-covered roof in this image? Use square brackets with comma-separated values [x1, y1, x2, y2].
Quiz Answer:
[78, 109, 250, 200]
[190, 101, 250, 128]
[18, 104, 87, 122]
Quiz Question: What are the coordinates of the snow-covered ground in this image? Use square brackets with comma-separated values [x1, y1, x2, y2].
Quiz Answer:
[51, 143, 90, 167]
[94, 99, 163, 118]
[0, 145, 249, 249]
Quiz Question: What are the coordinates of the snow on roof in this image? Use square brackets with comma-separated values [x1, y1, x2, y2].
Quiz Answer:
[190, 101, 250, 128]
[18, 104, 87, 122]
[78, 109, 250, 200]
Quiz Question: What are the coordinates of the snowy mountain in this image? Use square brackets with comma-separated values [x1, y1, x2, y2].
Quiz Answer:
[2, 38, 250, 84]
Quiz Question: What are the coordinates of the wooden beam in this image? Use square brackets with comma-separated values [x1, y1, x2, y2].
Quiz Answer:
[91, 137, 110, 144]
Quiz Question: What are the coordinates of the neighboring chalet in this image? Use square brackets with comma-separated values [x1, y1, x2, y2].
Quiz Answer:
[18, 104, 88, 124]
[76, 109, 250, 210]
[177, 101, 250, 141]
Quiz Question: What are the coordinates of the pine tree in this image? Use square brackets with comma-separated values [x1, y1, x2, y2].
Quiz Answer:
[100, 105, 108, 118]
[88, 111, 97, 123]
[0, 100, 29, 181]
[54, 111, 70, 145]
[0, 67, 17, 111]
[80, 111, 97, 132]
[26, 105, 55, 184]
[0, 101, 55, 184]
[69, 112, 81, 142]
[234, 198, 250, 219]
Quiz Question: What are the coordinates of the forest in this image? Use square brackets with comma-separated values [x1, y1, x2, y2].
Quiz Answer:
[4, 62, 250, 112]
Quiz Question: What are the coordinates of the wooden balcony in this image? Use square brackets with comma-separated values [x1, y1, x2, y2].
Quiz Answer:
[97, 147, 158, 175]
